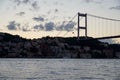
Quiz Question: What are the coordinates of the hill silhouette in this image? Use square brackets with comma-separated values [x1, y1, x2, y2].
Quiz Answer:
[0, 32, 120, 58]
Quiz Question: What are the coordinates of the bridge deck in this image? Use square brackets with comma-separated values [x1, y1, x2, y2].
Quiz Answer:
[95, 35, 120, 40]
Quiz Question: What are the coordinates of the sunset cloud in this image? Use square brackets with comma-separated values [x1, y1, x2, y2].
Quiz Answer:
[33, 16, 44, 22]
[57, 21, 76, 31]
[7, 21, 20, 30]
[33, 24, 44, 31]
[45, 22, 55, 31]
[16, 12, 25, 16]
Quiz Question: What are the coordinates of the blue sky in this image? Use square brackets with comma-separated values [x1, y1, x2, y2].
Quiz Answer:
[0, 0, 120, 41]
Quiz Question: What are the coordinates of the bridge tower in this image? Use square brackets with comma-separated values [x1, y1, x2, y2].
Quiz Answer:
[77, 12, 87, 39]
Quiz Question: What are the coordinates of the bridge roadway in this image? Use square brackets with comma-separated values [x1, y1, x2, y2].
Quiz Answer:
[78, 35, 120, 41]
[95, 35, 120, 40]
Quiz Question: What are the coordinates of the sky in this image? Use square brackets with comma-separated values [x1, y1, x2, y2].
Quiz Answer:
[0, 0, 120, 43]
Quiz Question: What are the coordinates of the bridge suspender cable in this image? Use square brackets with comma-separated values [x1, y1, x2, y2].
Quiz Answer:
[56, 12, 120, 39]
[87, 13, 120, 39]
[63, 15, 84, 37]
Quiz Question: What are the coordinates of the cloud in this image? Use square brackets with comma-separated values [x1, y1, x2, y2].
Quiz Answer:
[47, 10, 51, 14]
[84, 0, 93, 3]
[110, 5, 120, 10]
[16, 12, 25, 16]
[45, 22, 55, 31]
[7, 21, 20, 30]
[31, 1, 39, 10]
[13, 0, 40, 10]
[7, 21, 31, 31]
[56, 24, 64, 31]
[84, 0, 103, 4]
[22, 28, 30, 31]
[56, 21, 66, 31]
[64, 22, 75, 31]
[33, 22, 55, 31]
[14, 0, 30, 5]
[14, 0, 21, 5]
[33, 16, 44, 22]
[20, 20, 75, 32]
[55, 9, 58, 12]
[33, 24, 44, 30]
[53, 1, 63, 5]
[56, 21, 76, 31]
[21, 23, 30, 31]
[22, 0, 30, 4]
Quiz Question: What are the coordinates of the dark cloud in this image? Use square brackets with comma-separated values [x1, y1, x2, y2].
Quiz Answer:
[55, 9, 58, 13]
[21, 28, 30, 31]
[31, 1, 39, 10]
[33, 21, 75, 31]
[84, 0, 93, 3]
[16, 12, 25, 16]
[56, 21, 66, 31]
[22, 0, 30, 4]
[110, 5, 120, 10]
[33, 22, 55, 31]
[7, 21, 31, 31]
[7, 21, 20, 30]
[28, 20, 75, 31]
[56, 24, 64, 31]
[22, 28, 29, 31]
[56, 21, 76, 31]
[33, 16, 44, 22]
[14, 0, 30, 5]
[84, 0, 103, 4]
[45, 22, 55, 31]
[14, 0, 21, 5]
[64, 22, 75, 31]
[13, 0, 39, 10]
[33, 24, 44, 30]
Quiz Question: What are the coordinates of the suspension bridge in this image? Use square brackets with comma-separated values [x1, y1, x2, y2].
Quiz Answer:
[56, 12, 120, 40]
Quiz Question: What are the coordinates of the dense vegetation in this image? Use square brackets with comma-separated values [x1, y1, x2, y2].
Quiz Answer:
[0, 32, 120, 58]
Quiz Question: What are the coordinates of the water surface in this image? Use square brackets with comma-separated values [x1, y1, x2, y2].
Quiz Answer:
[0, 59, 120, 80]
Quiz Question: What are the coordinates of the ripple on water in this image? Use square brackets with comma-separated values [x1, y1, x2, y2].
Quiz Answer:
[0, 59, 120, 80]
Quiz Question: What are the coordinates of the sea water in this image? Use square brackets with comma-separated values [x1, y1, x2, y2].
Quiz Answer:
[0, 59, 120, 80]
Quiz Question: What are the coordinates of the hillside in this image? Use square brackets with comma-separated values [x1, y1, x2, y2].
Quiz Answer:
[0, 32, 120, 58]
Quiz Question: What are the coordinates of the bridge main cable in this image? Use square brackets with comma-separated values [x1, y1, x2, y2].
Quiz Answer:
[88, 14, 120, 21]
[56, 13, 78, 37]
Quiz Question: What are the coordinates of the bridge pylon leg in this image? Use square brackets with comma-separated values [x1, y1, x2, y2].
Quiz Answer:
[77, 12, 87, 40]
